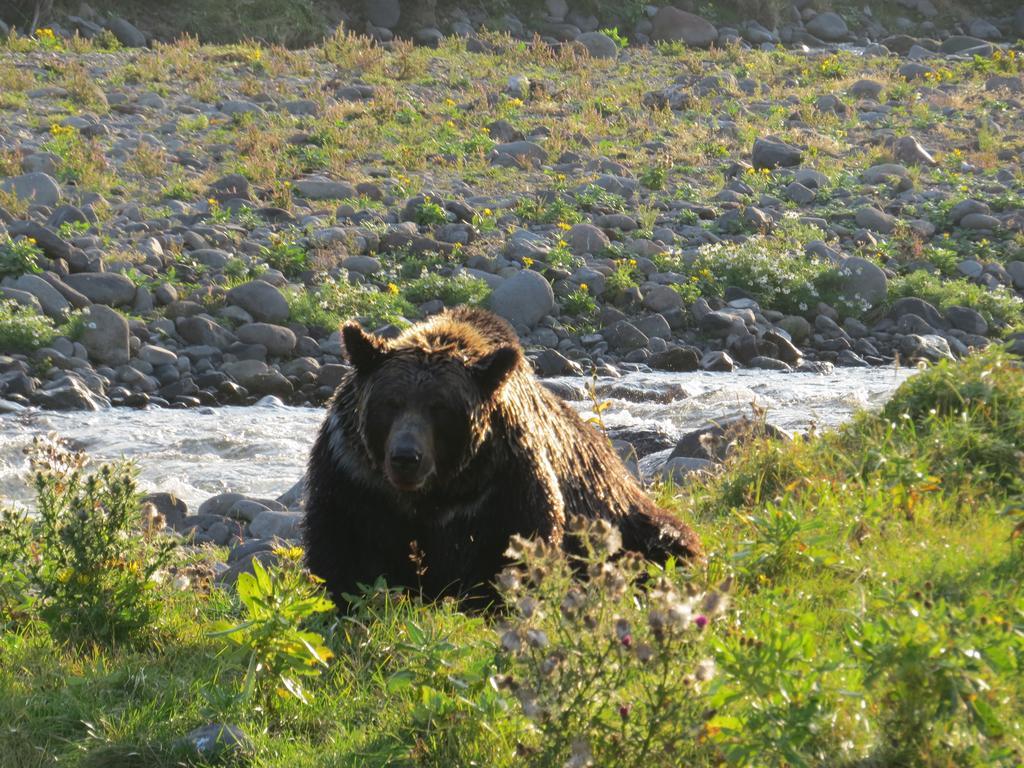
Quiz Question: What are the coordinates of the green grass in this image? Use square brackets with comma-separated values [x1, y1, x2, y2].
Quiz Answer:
[1, 349, 1021, 766]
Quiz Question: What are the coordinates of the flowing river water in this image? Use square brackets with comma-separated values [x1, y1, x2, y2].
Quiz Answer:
[0, 367, 916, 512]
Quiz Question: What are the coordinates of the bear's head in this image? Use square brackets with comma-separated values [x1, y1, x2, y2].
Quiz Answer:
[342, 321, 520, 493]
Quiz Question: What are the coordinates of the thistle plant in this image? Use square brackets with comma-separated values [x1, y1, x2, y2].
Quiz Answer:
[491, 519, 728, 767]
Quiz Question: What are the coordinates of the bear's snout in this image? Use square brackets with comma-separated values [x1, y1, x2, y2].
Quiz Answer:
[384, 412, 435, 492]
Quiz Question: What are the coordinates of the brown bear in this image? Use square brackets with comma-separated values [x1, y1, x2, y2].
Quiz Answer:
[303, 306, 702, 607]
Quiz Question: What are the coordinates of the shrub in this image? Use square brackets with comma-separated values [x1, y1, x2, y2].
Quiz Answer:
[639, 164, 667, 191]
[259, 230, 310, 278]
[403, 272, 491, 307]
[888, 270, 1024, 330]
[0, 235, 43, 278]
[684, 220, 842, 316]
[514, 196, 583, 226]
[491, 520, 727, 765]
[847, 584, 1020, 763]
[562, 284, 597, 316]
[211, 547, 334, 705]
[0, 298, 57, 352]
[0, 437, 174, 645]
[40, 122, 109, 188]
[415, 200, 450, 227]
[605, 258, 640, 293]
[287, 277, 415, 331]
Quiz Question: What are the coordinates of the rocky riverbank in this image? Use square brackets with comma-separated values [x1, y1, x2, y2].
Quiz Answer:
[1, 22, 1023, 412]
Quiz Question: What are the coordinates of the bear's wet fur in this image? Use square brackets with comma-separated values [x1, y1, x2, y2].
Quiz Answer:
[303, 306, 703, 607]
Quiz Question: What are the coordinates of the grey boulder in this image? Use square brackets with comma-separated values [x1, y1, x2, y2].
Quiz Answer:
[80, 305, 130, 365]
[488, 270, 555, 328]
[226, 280, 289, 323]
[0, 172, 61, 207]
[62, 272, 135, 307]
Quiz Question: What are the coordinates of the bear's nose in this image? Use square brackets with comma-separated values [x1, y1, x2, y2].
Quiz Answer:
[389, 445, 422, 471]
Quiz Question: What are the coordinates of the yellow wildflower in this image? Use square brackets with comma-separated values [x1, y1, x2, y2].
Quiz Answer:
[522, 256, 534, 268]
[387, 282, 400, 295]
[579, 283, 589, 293]
[557, 222, 572, 231]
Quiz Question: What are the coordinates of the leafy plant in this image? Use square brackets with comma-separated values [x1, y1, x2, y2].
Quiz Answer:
[639, 163, 667, 191]
[259, 230, 310, 278]
[709, 618, 846, 767]
[0, 437, 174, 645]
[403, 271, 491, 307]
[0, 298, 58, 352]
[888, 270, 1023, 330]
[514, 196, 583, 226]
[562, 283, 597, 316]
[211, 547, 335, 704]
[287, 277, 415, 330]
[605, 258, 639, 294]
[847, 586, 1021, 763]
[415, 200, 450, 227]
[0, 235, 43, 278]
[492, 520, 728, 766]
[599, 27, 628, 49]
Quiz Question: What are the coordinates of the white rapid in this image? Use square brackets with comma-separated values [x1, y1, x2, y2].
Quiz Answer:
[0, 367, 915, 512]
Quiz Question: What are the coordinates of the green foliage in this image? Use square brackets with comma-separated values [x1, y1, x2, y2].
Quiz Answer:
[0, 298, 57, 352]
[888, 270, 1024, 330]
[287, 277, 415, 330]
[179, 0, 326, 47]
[56, 220, 91, 240]
[1, 352, 1023, 766]
[639, 163, 667, 191]
[562, 284, 597, 316]
[599, 27, 628, 49]
[848, 585, 1020, 761]
[211, 548, 334, 705]
[575, 184, 627, 213]
[514, 196, 584, 226]
[688, 349, 1024, 764]
[415, 200, 451, 227]
[605, 257, 640, 294]
[545, 235, 582, 270]
[0, 437, 173, 645]
[493, 521, 727, 765]
[40, 122, 109, 188]
[403, 271, 491, 307]
[816, 55, 847, 79]
[684, 220, 842, 316]
[259, 230, 310, 278]
[339, 581, 514, 762]
[0, 235, 43, 278]
[709, 619, 843, 767]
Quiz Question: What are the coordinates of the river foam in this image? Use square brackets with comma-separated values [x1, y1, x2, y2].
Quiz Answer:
[0, 367, 915, 511]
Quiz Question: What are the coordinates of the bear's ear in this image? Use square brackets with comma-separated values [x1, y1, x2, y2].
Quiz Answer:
[471, 346, 519, 398]
[343, 323, 388, 372]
